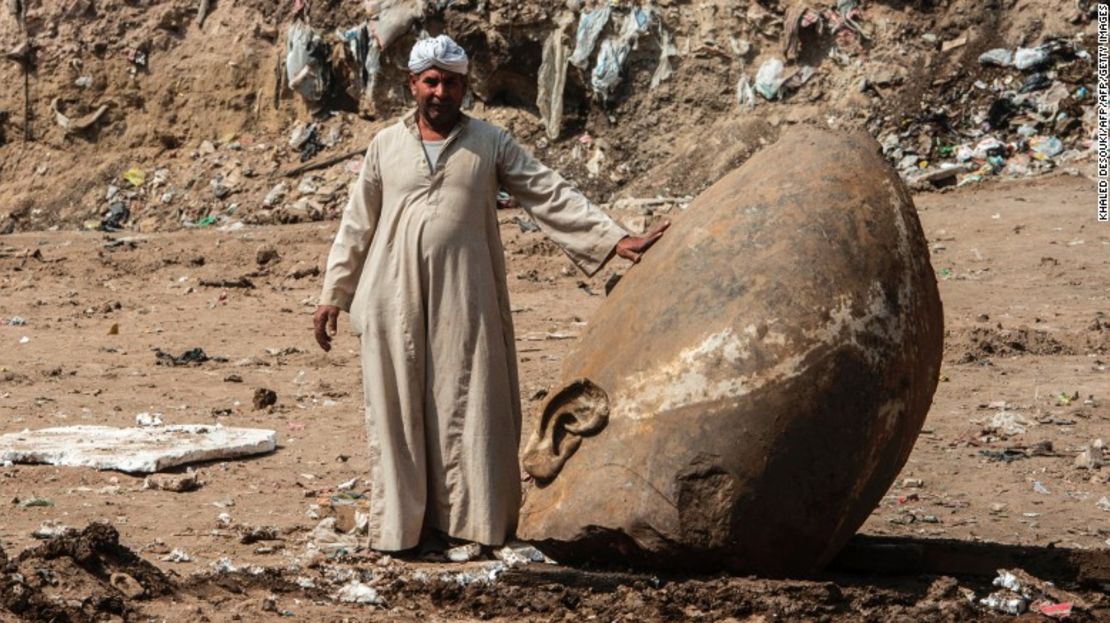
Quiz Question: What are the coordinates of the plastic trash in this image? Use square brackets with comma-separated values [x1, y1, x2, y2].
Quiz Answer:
[1013, 47, 1049, 71]
[569, 6, 611, 69]
[755, 58, 786, 100]
[589, 8, 652, 101]
[371, 0, 423, 50]
[122, 167, 146, 187]
[978, 48, 1012, 67]
[736, 74, 756, 110]
[537, 16, 572, 140]
[286, 22, 332, 105]
[650, 26, 678, 89]
[99, 202, 130, 232]
[1030, 136, 1063, 160]
[972, 137, 1005, 160]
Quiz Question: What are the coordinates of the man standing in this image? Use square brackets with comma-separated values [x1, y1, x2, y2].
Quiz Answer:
[313, 35, 665, 553]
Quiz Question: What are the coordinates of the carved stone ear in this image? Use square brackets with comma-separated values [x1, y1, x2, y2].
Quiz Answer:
[522, 379, 609, 483]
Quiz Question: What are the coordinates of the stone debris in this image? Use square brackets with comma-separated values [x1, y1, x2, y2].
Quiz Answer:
[0, 425, 276, 473]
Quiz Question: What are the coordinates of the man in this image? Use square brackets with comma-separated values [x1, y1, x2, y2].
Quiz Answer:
[313, 35, 666, 553]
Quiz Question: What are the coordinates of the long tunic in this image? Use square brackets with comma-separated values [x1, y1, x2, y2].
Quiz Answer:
[319, 112, 628, 550]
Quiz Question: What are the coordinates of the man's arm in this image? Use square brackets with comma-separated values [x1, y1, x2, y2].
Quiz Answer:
[314, 140, 383, 351]
[496, 130, 665, 276]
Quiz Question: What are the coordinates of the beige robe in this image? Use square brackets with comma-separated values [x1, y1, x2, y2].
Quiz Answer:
[320, 112, 627, 550]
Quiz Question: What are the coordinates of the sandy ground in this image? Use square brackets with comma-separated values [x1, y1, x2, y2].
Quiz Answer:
[0, 172, 1107, 621]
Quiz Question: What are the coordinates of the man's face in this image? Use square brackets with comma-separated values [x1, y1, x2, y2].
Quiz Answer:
[409, 68, 467, 128]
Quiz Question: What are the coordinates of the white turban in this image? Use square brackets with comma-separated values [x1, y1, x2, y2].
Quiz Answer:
[408, 34, 469, 75]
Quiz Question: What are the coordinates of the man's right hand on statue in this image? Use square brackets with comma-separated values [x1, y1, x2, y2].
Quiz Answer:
[313, 305, 340, 352]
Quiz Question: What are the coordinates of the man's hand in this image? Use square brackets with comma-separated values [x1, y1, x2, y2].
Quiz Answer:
[615, 221, 670, 264]
[313, 305, 340, 352]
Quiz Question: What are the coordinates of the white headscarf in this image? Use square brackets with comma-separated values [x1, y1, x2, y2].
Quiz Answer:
[408, 34, 469, 75]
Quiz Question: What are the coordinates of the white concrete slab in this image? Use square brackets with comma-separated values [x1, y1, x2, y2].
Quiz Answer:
[0, 425, 277, 473]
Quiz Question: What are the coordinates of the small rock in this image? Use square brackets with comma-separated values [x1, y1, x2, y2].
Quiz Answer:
[110, 572, 146, 599]
[256, 245, 280, 266]
[253, 388, 277, 410]
[901, 478, 924, 488]
[144, 470, 201, 492]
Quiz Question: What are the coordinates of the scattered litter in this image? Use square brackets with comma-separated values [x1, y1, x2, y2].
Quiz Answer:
[569, 5, 611, 69]
[307, 517, 360, 557]
[334, 580, 383, 605]
[161, 548, 192, 563]
[446, 542, 483, 562]
[135, 412, 163, 427]
[122, 166, 146, 187]
[1013, 47, 1049, 71]
[99, 202, 130, 232]
[154, 347, 213, 366]
[1032, 481, 1050, 495]
[31, 519, 70, 539]
[978, 48, 1012, 67]
[0, 425, 277, 473]
[754, 58, 786, 100]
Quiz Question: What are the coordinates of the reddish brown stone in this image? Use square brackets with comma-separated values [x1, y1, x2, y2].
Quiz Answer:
[518, 127, 944, 575]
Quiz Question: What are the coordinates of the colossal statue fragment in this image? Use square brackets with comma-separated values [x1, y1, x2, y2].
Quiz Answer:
[518, 128, 943, 575]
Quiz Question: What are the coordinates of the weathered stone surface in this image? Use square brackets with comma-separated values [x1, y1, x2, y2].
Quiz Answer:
[518, 128, 943, 575]
[0, 425, 276, 473]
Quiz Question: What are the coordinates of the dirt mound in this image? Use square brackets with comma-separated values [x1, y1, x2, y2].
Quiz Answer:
[1, 523, 171, 622]
[948, 325, 1076, 363]
[0, 0, 1099, 234]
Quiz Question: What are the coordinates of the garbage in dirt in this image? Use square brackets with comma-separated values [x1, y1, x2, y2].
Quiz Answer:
[6, 315, 27, 326]
[263, 182, 287, 207]
[31, 519, 70, 539]
[977, 568, 1089, 617]
[307, 517, 360, 557]
[536, 13, 572, 140]
[143, 469, 202, 492]
[1074, 439, 1105, 469]
[0, 424, 276, 473]
[755, 58, 786, 100]
[590, 7, 653, 102]
[570, 5, 611, 69]
[122, 166, 146, 187]
[135, 412, 163, 427]
[495, 542, 554, 566]
[154, 347, 216, 366]
[979, 48, 1013, 67]
[980, 411, 1030, 439]
[161, 547, 192, 562]
[286, 21, 332, 108]
[446, 542, 483, 562]
[97, 202, 130, 232]
[50, 97, 109, 133]
[334, 579, 383, 605]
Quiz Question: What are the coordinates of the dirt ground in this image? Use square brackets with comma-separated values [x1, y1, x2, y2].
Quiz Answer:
[0, 169, 1107, 621]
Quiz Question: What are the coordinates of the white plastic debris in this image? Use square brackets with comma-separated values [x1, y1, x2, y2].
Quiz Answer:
[32, 520, 70, 539]
[0, 425, 277, 473]
[569, 5, 611, 69]
[980, 591, 1028, 615]
[135, 412, 163, 427]
[446, 542, 483, 562]
[978, 48, 1013, 67]
[161, 548, 192, 563]
[335, 580, 382, 605]
[755, 58, 786, 100]
[1013, 47, 1048, 71]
